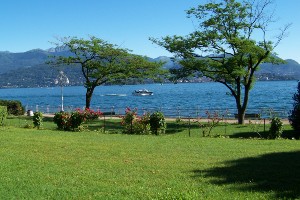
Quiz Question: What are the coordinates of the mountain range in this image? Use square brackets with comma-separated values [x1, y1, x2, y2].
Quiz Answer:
[0, 49, 299, 88]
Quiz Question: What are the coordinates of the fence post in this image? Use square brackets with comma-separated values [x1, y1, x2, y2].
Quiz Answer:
[188, 115, 191, 137]
[111, 106, 114, 119]
[103, 114, 106, 133]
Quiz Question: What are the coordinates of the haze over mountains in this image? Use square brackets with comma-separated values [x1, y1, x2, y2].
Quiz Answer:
[0, 48, 299, 88]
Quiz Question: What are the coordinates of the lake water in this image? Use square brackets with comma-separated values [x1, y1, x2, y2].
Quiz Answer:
[0, 81, 298, 118]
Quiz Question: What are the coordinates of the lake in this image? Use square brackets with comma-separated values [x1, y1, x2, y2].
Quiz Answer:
[0, 81, 298, 118]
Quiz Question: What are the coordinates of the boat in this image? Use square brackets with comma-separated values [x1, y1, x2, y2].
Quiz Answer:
[132, 89, 153, 96]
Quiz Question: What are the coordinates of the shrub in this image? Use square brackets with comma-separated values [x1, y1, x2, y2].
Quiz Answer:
[33, 111, 43, 129]
[149, 111, 166, 135]
[53, 112, 70, 130]
[121, 108, 151, 135]
[70, 110, 85, 130]
[53, 108, 102, 131]
[0, 100, 25, 116]
[0, 106, 7, 126]
[269, 117, 283, 139]
[75, 108, 103, 121]
[289, 81, 300, 138]
[53, 111, 83, 131]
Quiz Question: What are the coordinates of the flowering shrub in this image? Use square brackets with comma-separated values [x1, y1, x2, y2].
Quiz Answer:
[53, 108, 102, 131]
[75, 108, 102, 121]
[121, 108, 151, 134]
[53, 112, 72, 130]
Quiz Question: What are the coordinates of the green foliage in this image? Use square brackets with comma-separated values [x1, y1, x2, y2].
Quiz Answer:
[0, 100, 25, 116]
[53, 112, 71, 130]
[0, 106, 7, 126]
[121, 108, 151, 135]
[49, 36, 164, 108]
[150, 0, 288, 124]
[69, 110, 85, 131]
[33, 112, 43, 129]
[120, 108, 166, 135]
[149, 111, 166, 135]
[269, 117, 283, 139]
[77, 108, 102, 121]
[289, 82, 300, 138]
[53, 108, 102, 131]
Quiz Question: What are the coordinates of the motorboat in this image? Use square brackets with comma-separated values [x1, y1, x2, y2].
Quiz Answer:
[132, 89, 153, 96]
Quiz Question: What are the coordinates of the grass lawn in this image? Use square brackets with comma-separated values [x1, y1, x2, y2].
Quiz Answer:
[0, 117, 299, 199]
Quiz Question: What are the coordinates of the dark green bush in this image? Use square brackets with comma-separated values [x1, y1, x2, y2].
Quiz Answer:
[0, 106, 7, 126]
[33, 112, 43, 129]
[269, 117, 283, 139]
[0, 100, 25, 116]
[289, 82, 300, 138]
[149, 111, 166, 135]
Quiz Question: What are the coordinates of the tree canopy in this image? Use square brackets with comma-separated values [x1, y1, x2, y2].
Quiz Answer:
[50, 36, 164, 108]
[151, 0, 289, 124]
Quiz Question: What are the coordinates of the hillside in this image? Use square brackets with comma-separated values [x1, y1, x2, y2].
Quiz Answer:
[0, 50, 299, 88]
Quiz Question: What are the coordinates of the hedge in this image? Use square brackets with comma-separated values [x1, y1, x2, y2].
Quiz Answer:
[0, 106, 7, 126]
[0, 100, 25, 116]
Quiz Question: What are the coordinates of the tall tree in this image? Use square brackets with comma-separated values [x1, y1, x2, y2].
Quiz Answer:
[50, 36, 163, 108]
[289, 82, 300, 138]
[151, 0, 289, 124]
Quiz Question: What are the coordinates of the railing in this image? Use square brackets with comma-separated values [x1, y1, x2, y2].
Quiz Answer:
[25, 105, 291, 119]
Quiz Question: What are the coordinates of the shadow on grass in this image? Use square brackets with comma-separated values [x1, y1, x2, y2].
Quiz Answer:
[86, 118, 123, 132]
[165, 122, 198, 134]
[87, 119, 196, 135]
[193, 151, 300, 199]
[230, 130, 296, 139]
[43, 116, 54, 122]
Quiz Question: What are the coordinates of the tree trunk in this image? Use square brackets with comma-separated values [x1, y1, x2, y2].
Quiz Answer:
[85, 86, 95, 109]
[237, 107, 246, 124]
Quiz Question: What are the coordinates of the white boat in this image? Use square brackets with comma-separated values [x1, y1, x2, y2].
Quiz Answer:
[132, 89, 153, 96]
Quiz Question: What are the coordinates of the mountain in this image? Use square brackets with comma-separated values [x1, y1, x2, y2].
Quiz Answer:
[0, 49, 299, 88]
[152, 56, 300, 80]
[257, 59, 300, 77]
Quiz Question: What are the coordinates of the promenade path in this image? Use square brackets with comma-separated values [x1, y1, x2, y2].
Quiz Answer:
[43, 114, 290, 125]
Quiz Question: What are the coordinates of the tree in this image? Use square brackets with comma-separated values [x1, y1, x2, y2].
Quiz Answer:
[289, 82, 300, 138]
[151, 0, 289, 124]
[50, 36, 163, 108]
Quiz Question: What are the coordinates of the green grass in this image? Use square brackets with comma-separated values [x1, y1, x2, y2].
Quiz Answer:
[0, 117, 299, 199]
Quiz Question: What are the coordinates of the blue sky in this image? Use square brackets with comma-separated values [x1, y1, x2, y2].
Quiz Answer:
[0, 0, 300, 63]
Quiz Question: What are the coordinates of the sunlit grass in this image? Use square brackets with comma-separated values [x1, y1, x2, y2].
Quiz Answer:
[0, 116, 298, 199]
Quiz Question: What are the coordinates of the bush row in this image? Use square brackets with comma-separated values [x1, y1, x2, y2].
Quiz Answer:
[53, 108, 102, 131]
[121, 108, 166, 135]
